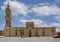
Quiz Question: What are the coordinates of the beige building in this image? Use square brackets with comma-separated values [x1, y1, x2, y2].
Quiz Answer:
[4, 22, 56, 37]
[0, 3, 56, 37]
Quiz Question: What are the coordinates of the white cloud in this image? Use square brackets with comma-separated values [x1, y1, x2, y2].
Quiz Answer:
[19, 19, 49, 27]
[50, 23, 60, 32]
[55, 15, 60, 22]
[50, 23, 60, 27]
[1, 1, 60, 16]
[1, 1, 29, 16]
[6, 0, 16, 1]
[31, 5, 60, 16]
[2, 24, 5, 27]
[19, 19, 43, 23]
[55, 0, 60, 3]
[56, 28, 60, 32]
[19, 18, 60, 32]
[39, 3, 49, 5]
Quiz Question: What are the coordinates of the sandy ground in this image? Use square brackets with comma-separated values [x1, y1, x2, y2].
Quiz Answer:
[0, 36, 60, 42]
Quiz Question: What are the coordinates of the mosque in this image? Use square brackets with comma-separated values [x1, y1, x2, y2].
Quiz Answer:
[0, 3, 56, 37]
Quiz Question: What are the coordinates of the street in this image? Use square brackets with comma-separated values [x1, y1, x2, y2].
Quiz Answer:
[0, 36, 60, 42]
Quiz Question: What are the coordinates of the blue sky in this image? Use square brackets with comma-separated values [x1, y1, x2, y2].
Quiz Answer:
[0, 0, 60, 32]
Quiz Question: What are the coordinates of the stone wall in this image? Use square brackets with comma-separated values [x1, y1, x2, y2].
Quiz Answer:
[11, 27, 55, 37]
[1, 27, 56, 37]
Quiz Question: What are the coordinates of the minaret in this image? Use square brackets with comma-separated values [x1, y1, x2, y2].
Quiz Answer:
[5, 2, 11, 27]
[4, 2, 11, 37]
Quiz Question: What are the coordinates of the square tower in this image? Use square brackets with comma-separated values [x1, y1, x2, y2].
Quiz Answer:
[26, 22, 34, 29]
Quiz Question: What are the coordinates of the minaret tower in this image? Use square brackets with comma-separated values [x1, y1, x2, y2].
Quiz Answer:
[4, 2, 11, 37]
[5, 2, 11, 27]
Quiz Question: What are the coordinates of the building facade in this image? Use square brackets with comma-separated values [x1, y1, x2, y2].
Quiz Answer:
[0, 3, 56, 37]
[4, 22, 56, 37]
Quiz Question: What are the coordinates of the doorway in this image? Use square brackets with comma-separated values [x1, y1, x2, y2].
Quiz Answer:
[29, 29, 31, 37]
[29, 27, 32, 37]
